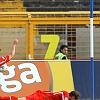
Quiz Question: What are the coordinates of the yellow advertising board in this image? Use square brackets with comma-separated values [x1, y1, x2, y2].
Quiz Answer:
[0, 60, 74, 97]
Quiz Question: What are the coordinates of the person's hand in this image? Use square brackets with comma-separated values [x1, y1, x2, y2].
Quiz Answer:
[13, 39, 19, 45]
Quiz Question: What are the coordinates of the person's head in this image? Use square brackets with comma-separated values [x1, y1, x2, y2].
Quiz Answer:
[59, 45, 68, 55]
[69, 90, 80, 100]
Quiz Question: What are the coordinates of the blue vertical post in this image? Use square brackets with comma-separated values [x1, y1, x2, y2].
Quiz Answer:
[90, 0, 94, 100]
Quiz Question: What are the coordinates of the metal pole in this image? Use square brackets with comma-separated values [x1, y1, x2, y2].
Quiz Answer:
[90, 0, 94, 100]
[65, 24, 68, 45]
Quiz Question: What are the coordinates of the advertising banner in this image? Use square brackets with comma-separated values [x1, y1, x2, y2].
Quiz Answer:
[0, 60, 74, 97]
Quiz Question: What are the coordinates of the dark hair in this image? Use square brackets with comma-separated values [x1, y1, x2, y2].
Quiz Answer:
[69, 91, 80, 99]
[59, 45, 68, 53]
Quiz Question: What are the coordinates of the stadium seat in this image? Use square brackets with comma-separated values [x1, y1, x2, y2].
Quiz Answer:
[0, 0, 26, 12]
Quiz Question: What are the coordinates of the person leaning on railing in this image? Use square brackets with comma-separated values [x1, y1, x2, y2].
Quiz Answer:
[54, 45, 68, 60]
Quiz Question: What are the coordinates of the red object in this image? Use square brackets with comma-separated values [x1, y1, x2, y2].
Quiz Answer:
[0, 55, 10, 67]
[25, 90, 70, 100]
[11, 96, 18, 100]
[0, 96, 10, 100]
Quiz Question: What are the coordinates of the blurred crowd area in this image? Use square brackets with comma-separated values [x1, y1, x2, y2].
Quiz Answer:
[23, 0, 100, 12]
[0, 0, 99, 12]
